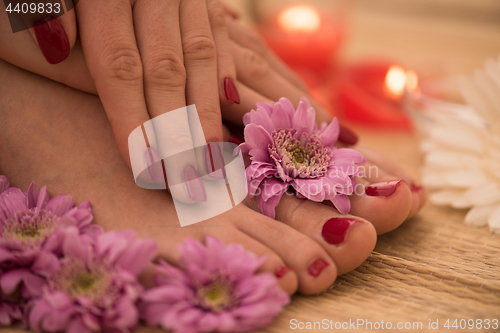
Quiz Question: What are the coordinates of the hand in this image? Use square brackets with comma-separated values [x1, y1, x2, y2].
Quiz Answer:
[0, 0, 241, 203]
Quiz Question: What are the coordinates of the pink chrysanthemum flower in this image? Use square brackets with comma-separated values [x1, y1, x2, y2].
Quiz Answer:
[0, 180, 99, 298]
[26, 228, 157, 333]
[0, 180, 99, 301]
[240, 97, 365, 218]
[140, 236, 289, 333]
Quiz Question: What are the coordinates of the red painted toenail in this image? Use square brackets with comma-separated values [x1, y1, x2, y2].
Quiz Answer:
[308, 259, 329, 277]
[365, 180, 404, 197]
[322, 218, 358, 245]
[274, 266, 292, 278]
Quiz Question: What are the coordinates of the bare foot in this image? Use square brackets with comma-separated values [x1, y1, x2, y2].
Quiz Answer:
[0, 60, 421, 296]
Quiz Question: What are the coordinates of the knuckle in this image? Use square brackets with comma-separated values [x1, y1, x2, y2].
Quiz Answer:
[102, 47, 143, 83]
[244, 49, 269, 81]
[183, 35, 217, 62]
[143, 51, 186, 89]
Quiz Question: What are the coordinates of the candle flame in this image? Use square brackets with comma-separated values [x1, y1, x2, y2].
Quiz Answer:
[278, 6, 321, 32]
[385, 65, 407, 96]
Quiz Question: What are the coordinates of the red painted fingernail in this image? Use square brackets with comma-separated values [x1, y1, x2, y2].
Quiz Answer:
[224, 77, 240, 104]
[228, 134, 244, 145]
[365, 180, 404, 197]
[338, 124, 358, 146]
[33, 16, 70, 65]
[308, 258, 329, 277]
[204, 142, 226, 179]
[410, 182, 423, 192]
[322, 218, 359, 245]
[274, 266, 292, 278]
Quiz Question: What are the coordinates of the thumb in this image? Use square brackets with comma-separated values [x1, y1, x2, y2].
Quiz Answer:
[25, 1, 77, 64]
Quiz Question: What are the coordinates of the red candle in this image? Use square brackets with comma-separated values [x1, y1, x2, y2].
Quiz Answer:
[333, 61, 418, 130]
[257, 5, 345, 76]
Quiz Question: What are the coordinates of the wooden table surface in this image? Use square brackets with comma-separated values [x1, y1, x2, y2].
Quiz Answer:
[5, 2, 500, 333]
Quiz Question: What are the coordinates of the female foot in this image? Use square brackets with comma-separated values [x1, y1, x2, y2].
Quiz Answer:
[0, 60, 421, 296]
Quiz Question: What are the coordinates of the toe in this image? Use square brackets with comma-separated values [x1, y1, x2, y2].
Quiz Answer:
[349, 178, 413, 234]
[236, 204, 337, 295]
[273, 195, 377, 276]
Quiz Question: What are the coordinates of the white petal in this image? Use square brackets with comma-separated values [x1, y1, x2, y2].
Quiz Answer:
[465, 182, 500, 206]
[430, 127, 484, 154]
[451, 196, 472, 209]
[444, 170, 489, 188]
[465, 205, 497, 227]
[421, 172, 447, 189]
[420, 140, 440, 153]
[425, 151, 481, 169]
[487, 205, 500, 233]
[429, 190, 465, 206]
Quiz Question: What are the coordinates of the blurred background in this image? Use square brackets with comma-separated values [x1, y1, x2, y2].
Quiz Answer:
[224, 0, 500, 131]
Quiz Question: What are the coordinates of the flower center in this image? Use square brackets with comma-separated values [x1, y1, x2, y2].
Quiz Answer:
[270, 129, 331, 179]
[51, 260, 116, 305]
[291, 147, 307, 165]
[0, 209, 57, 248]
[196, 279, 235, 313]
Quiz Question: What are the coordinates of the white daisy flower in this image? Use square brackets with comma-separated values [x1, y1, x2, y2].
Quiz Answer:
[408, 55, 500, 234]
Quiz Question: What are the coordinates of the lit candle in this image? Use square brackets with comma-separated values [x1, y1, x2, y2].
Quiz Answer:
[257, 5, 344, 77]
[334, 61, 418, 130]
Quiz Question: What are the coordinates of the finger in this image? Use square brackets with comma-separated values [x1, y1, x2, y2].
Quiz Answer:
[179, 0, 223, 143]
[24, 1, 77, 64]
[225, 16, 308, 94]
[229, 40, 331, 124]
[0, 8, 94, 92]
[221, 2, 240, 19]
[206, 0, 239, 106]
[76, 0, 150, 168]
[133, 0, 208, 203]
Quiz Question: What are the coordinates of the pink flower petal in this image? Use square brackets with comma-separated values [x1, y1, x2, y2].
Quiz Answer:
[276, 97, 296, 120]
[271, 102, 291, 130]
[0, 269, 27, 295]
[244, 124, 273, 151]
[330, 194, 351, 214]
[292, 100, 316, 137]
[31, 252, 61, 277]
[35, 186, 49, 210]
[63, 228, 89, 261]
[260, 178, 288, 202]
[45, 194, 74, 216]
[22, 272, 45, 297]
[25, 181, 38, 208]
[332, 148, 365, 165]
[116, 238, 158, 274]
[318, 118, 340, 147]
[0, 188, 27, 220]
